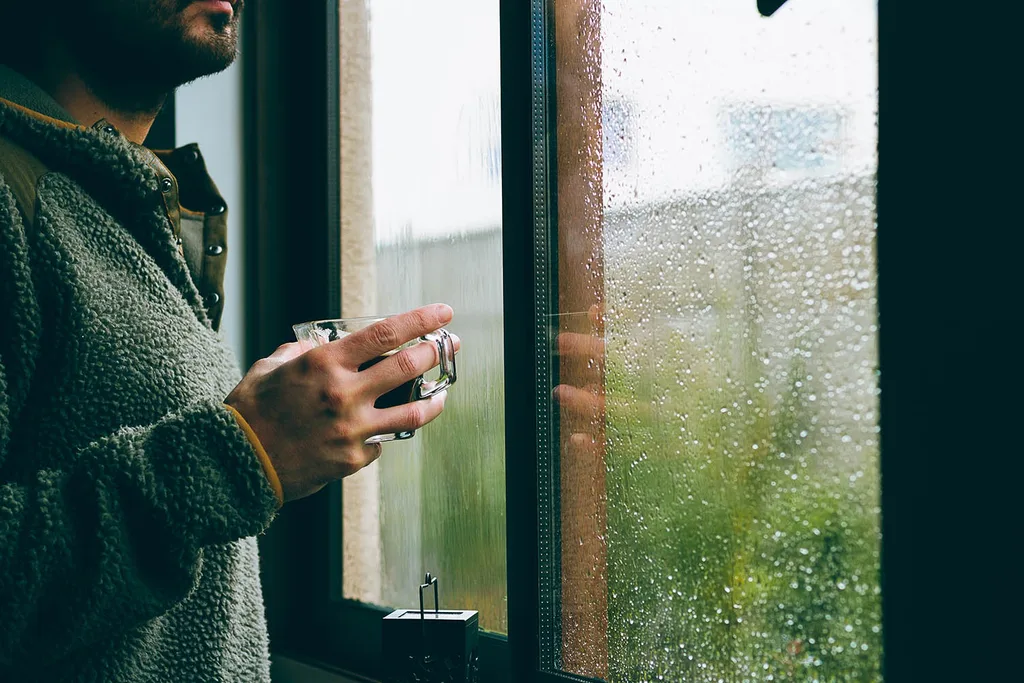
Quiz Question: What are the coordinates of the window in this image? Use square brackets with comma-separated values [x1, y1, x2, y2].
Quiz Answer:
[337, 0, 507, 633]
[542, 1, 880, 680]
[724, 105, 847, 175]
[254, 1, 886, 681]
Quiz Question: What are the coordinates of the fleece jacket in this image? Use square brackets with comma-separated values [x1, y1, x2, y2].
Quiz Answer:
[0, 67, 279, 682]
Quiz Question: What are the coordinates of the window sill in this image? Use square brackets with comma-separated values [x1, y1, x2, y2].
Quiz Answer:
[271, 653, 376, 683]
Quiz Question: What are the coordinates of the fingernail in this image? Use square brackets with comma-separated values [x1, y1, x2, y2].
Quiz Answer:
[434, 304, 453, 324]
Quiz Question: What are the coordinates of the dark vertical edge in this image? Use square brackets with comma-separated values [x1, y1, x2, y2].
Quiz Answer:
[876, 1, 911, 681]
[876, 3, 1011, 679]
[323, 0, 345, 605]
[244, 0, 292, 652]
[877, 0, 967, 676]
[248, 0, 336, 660]
[245, 0, 332, 354]
[285, 0, 334, 660]
[325, 0, 342, 320]
[878, 6, 1015, 676]
[500, 0, 541, 680]
[534, 0, 562, 673]
[325, 480, 344, 603]
[543, 0, 563, 668]
[242, 0, 283, 369]
[532, 0, 556, 670]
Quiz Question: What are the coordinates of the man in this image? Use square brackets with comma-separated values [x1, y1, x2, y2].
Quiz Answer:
[0, 1, 455, 680]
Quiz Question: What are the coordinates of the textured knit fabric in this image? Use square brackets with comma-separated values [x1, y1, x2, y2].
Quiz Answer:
[0, 71, 279, 681]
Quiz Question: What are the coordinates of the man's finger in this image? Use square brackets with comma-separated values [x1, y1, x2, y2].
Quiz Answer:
[353, 441, 384, 471]
[371, 390, 448, 437]
[557, 331, 605, 361]
[552, 383, 605, 420]
[328, 441, 384, 477]
[359, 339, 443, 398]
[267, 341, 308, 362]
[564, 431, 605, 460]
[335, 304, 454, 367]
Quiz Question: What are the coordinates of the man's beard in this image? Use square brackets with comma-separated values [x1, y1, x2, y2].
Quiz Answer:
[57, 0, 244, 115]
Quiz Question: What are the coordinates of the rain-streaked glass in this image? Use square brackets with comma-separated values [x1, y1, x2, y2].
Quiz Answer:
[337, 0, 506, 632]
[552, 1, 880, 680]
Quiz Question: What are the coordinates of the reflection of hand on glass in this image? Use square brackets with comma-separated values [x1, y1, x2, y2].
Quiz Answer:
[553, 305, 605, 453]
[553, 306, 609, 680]
[225, 304, 460, 503]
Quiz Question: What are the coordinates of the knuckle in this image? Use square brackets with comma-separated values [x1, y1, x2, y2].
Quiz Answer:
[320, 385, 350, 412]
[338, 442, 381, 476]
[414, 308, 434, 329]
[299, 350, 331, 375]
[249, 358, 275, 375]
[364, 442, 383, 464]
[406, 401, 430, 427]
[329, 413, 370, 450]
[329, 418, 359, 446]
[333, 447, 361, 476]
[395, 348, 419, 378]
[369, 321, 400, 350]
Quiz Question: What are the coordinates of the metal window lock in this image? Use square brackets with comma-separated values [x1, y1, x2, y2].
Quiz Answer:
[382, 573, 480, 682]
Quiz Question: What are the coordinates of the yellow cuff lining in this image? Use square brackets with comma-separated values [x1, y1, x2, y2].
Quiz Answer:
[223, 404, 284, 507]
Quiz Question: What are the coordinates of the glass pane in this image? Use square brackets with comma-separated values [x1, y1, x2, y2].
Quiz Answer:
[551, 0, 880, 679]
[338, 0, 507, 633]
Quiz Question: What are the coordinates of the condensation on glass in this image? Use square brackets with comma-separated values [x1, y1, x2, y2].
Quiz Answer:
[338, 0, 507, 633]
[552, 0, 880, 680]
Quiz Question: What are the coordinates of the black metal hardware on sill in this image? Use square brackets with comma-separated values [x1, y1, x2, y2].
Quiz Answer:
[382, 573, 480, 683]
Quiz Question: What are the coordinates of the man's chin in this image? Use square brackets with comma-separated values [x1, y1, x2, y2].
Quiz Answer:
[56, 0, 241, 107]
[173, 54, 237, 88]
[171, 27, 239, 83]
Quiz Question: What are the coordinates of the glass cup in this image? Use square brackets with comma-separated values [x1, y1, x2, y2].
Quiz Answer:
[292, 316, 458, 443]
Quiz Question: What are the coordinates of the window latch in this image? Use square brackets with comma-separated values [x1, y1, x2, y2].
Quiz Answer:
[382, 572, 481, 682]
[419, 572, 440, 620]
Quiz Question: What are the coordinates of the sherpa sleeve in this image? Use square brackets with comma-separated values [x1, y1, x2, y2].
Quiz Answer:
[0, 177, 279, 666]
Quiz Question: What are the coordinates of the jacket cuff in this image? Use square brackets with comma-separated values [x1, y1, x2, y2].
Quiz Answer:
[224, 403, 284, 508]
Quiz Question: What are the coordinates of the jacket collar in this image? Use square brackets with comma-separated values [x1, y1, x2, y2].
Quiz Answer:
[0, 66, 212, 328]
[0, 65, 81, 127]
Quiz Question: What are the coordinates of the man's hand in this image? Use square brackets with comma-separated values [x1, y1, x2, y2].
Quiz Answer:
[225, 304, 458, 503]
[553, 304, 606, 450]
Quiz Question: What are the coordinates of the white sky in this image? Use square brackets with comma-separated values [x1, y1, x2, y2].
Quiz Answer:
[367, 0, 877, 243]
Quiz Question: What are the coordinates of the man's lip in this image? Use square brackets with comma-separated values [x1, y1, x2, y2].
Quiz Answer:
[192, 0, 234, 13]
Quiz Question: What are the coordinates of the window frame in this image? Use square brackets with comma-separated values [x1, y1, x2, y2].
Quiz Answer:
[500, 0, 550, 678]
[245, 1, 517, 681]
[247, 1, 906, 682]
